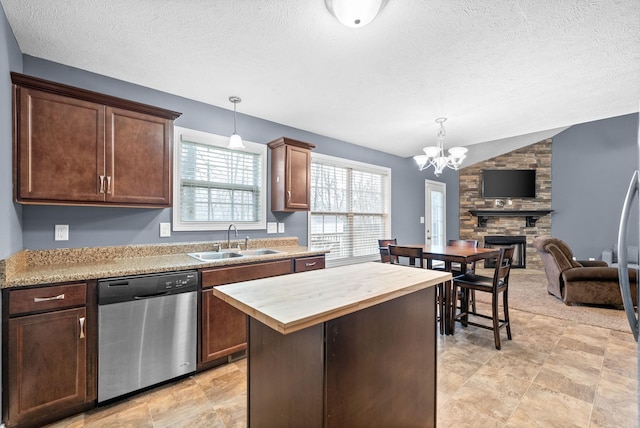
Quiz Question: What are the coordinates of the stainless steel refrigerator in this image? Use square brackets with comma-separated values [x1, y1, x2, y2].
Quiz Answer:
[617, 110, 640, 342]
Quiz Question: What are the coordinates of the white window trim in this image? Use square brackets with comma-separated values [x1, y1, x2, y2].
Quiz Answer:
[309, 152, 392, 267]
[172, 126, 267, 231]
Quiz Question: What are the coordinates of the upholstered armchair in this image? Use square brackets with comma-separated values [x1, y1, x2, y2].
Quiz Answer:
[532, 236, 637, 306]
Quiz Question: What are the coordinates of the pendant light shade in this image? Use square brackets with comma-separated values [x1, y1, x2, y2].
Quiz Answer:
[325, 0, 388, 28]
[228, 96, 245, 149]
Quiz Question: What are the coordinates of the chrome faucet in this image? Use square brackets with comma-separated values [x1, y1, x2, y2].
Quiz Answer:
[227, 224, 238, 249]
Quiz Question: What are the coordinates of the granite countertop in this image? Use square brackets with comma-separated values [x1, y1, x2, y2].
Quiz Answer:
[214, 262, 450, 335]
[2, 238, 328, 288]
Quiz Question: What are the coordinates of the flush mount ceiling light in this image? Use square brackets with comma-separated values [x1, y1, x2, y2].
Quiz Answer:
[325, 0, 389, 28]
[228, 96, 245, 150]
[414, 118, 467, 177]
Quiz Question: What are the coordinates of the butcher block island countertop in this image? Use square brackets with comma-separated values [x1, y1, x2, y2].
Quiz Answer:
[214, 262, 451, 334]
[214, 262, 450, 428]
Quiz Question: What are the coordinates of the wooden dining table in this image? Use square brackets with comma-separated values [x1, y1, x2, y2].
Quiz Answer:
[406, 244, 501, 335]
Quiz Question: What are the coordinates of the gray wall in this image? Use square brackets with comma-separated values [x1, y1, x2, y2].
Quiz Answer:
[0, 5, 22, 259]
[551, 113, 639, 260]
[18, 56, 431, 250]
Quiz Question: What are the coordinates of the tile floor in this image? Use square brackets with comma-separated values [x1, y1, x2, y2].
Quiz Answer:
[47, 305, 638, 428]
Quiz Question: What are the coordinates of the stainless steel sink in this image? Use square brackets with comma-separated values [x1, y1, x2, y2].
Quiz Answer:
[239, 248, 282, 256]
[187, 251, 244, 262]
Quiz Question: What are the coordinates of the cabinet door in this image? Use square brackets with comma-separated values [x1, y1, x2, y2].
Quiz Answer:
[7, 308, 87, 426]
[201, 289, 247, 364]
[199, 260, 293, 367]
[286, 145, 311, 210]
[16, 88, 105, 203]
[105, 107, 172, 206]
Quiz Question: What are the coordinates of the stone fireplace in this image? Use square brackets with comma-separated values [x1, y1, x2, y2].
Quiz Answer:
[458, 139, 552, 270]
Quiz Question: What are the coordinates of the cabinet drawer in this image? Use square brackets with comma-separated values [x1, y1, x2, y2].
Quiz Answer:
[294, 256, 325, 272]
[201, 260, 293, 288]
[9, 283, 87, 316]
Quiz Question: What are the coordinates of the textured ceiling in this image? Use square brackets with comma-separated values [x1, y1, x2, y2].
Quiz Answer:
[2, 0, 638, 159]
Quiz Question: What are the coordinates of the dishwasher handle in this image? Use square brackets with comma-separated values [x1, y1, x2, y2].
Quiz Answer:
[133, 291, 171, 300]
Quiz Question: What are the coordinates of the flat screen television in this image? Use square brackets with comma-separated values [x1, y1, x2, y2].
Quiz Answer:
[482, 169, 536, 198]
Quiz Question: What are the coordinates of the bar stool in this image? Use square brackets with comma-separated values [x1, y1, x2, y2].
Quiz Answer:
[452, 246, 515, 349]
[388, 245, 446, 335]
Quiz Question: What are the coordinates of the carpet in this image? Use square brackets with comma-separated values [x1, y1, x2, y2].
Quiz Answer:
[471, 268, 633, 332]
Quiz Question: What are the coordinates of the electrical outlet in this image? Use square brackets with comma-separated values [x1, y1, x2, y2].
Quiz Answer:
[420, 216, 425, 224]
[159, 222, 171, 237]
[55, 224, 69, 241]
[267, 222, 277, 234]
[278, 222, 285, 233]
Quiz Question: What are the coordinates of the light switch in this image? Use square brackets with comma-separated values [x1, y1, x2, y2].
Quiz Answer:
[420, 217, 425, 224]
[278, 223, 285, 233]
[55, 224, 69, 241]
[267, 222, 277, 234]
[160, 222, 171, 237]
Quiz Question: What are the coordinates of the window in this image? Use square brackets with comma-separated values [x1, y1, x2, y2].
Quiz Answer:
[309, 153, 391, 267]
[173, 127, 267, 231]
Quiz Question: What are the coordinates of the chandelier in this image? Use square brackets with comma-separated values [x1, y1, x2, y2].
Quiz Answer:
[413, 117, 467, 177]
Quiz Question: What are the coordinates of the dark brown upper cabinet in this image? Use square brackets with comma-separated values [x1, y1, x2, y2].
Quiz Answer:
[268, 137, 316, 212]
[11, 73, 181, 208]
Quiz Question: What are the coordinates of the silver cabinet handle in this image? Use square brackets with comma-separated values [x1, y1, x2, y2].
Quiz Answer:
[305, 262, 317, 267]
[287, 190, 291, 203]
[33, 294, 65, 303]
[79, 317, 85, 339]
[99, 175, 106, 193]
[106, 176, 112, 194]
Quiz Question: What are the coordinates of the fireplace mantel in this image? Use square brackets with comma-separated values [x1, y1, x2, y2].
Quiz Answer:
[469, 209, 554, 227]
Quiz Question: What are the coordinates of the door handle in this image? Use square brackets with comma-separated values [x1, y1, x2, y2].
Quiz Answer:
[79, 317, 85, 339]
[99, 175, 105, 193]
[287, 190, 291, 203]
[106, 176, 112, 194]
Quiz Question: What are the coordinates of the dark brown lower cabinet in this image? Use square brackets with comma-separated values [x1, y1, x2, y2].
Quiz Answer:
[198, 259, 296, 370]
[3, 281, 96, 428]
[201, 289, 248, 363]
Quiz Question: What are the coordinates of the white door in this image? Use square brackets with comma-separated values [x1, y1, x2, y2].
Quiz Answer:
[425, 180, 446, 246]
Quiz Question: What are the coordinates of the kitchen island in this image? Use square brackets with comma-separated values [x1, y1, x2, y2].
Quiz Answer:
[214, 262, 450, 428]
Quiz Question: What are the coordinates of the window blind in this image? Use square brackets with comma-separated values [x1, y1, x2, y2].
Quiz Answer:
[173, 127, 266, 231]
[310, 157, 390, 267]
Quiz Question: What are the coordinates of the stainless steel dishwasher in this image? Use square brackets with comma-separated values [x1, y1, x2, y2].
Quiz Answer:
[97, 270, 198, 403]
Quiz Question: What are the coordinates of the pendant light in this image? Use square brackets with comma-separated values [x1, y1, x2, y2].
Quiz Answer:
[228, 96, 245, 149]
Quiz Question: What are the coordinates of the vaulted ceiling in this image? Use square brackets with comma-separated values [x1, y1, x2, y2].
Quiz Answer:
[2, 0, 638, 161]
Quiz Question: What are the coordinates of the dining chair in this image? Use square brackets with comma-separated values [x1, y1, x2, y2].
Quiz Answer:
[448, 239, 479, 314]
[452, 246, 515, 349]
[378, 238, 397, 263]
[447, 239, 479, 274]
[389, 245, 446, 335]
[387, 244, 423, 268]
